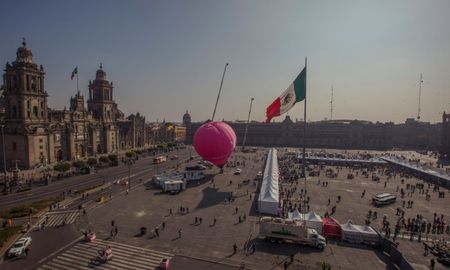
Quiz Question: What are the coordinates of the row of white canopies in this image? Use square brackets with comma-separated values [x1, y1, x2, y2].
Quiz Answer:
[288, 209, 379, 244]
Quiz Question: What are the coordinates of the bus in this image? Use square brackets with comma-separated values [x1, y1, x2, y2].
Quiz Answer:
[372, 192, 396, 206]
[153, 156, 167, 164]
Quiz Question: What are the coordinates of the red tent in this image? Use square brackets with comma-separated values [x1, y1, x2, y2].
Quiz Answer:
[322, 217, 342, 238]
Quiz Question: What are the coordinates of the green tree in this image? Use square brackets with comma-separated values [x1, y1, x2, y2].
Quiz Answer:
[125, 151, 136, 158]
[87, 157, 97, 166]
[99, 156, 109, 163]
[72, 160, 86, 168]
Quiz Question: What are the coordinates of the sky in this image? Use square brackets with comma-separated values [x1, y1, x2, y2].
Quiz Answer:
[0, 0, 449, 124]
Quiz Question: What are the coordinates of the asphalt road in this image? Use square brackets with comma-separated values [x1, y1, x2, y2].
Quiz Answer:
[0, 147, 193, 210]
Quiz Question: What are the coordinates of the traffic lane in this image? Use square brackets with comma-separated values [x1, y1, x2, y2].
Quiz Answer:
[67, 153, 193, 210]
[0, 149, 191, 209]
[1, 224, 80, 270]
[170, 256, 240, 270]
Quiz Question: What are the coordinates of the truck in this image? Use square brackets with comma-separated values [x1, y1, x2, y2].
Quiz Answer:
[174, 170, 205, 181]
[162, 179, 186, 194]
[259, 217, 326, 250]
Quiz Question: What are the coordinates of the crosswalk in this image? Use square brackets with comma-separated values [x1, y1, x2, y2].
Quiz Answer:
[38, 210, 80, 227]
[37, 239, 174, 270]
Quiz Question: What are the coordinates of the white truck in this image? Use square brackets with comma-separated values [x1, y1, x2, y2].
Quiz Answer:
[162, 179, 186, 194]
[259, 217, 326, 250]
[171, 171, 205, 181]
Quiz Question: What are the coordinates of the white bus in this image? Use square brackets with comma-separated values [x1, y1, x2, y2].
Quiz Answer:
[372, 192, 396, 206]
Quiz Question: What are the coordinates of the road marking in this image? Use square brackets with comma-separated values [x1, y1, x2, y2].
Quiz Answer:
[37, 210, 80, 227]
[37, 238, 173, 270]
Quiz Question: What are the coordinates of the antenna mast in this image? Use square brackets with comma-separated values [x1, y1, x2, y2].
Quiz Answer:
[417, 73, 423, 120]
[330, 85, 334, 120]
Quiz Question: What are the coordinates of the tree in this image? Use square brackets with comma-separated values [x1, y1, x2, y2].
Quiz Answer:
[54, 162, 71, 172]
[87, 157, 97, 166]
[108, 154, 117, 162]
[99, 156, 109, 163]
[125, 151, 136, 158]
[72, 160, 86, 168]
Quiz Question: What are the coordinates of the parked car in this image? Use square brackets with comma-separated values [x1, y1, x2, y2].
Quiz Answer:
[234, 168, 242, 175]
[8, 237, 32, 258]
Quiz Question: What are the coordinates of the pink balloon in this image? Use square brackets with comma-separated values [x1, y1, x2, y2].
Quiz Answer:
[193, 121, 236, 167]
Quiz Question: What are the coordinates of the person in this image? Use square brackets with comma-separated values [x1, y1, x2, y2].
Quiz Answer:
[155, 228, 159, 237]
[162, 221, 166, 230]
[430, 258, 435, 270]
[115, 226, 118, 236]
[233, 243, 237, 254]
[178, 228, 182, 238]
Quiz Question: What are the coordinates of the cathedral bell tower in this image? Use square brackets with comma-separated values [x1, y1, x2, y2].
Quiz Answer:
[1, 39, 51, 169]
[87, 64, 115, 123]
[87, 64, 118, 154]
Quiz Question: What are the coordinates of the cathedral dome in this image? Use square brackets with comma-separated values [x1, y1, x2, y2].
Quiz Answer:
[15, 38, 33, 64]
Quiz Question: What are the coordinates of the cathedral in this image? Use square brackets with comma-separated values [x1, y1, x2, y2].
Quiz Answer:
[0, 40, 146, 169]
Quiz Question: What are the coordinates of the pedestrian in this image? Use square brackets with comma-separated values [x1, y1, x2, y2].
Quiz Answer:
[169, 208, 172, 215]
[199, 217, 202, 224]
[111, 220, 115, 227]
[213, 218, 217, 226]
[162, 221, 166, 230]
[115, 226, 118, 236]
[233, 243, 237, 254]
[235, 207, 239, 214]
[155, 228, 159, 237]
[430, 258, 435, 270]
[178, 228, 182, 238]
[195, 216, 198, 224]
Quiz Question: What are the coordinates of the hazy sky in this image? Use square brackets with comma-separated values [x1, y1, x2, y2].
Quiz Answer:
[1, 0, 449, 123]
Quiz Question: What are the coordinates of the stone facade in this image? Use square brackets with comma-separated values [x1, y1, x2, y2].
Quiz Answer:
[0, 41, 148, 169]
[185, 113, 442, 151]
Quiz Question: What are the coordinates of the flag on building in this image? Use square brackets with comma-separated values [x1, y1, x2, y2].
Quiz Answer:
[266, 67, 306, 123]
[70, 67, 78, 80]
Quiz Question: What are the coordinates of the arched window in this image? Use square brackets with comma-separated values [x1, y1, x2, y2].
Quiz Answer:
[33, 106, 38, 117]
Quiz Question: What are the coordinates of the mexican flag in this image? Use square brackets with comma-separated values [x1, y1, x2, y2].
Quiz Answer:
[266, 66, 306, 123]
[70, 67, 78, 80]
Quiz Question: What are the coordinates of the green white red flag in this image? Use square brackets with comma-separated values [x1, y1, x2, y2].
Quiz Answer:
[70, 67, 78, 80]
[266, 67, 306, 123]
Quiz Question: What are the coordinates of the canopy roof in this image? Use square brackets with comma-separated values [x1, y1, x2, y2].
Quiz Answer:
[306, 211, 322, 222]
[258, 148, 279, 203]
[288, 209, 304, 220]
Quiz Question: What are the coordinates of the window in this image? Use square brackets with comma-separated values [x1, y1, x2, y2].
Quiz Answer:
[11, 106, 17, 118]
[12, 142, 17, 150]
[33, 106, 38, 117]
[39, 145, 43, 149]
[39, 139, 43, 143]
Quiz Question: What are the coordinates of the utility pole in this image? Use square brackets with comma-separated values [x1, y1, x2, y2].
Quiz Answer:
[417, 73, 423, 120]
[330, 86, 334, 121]
[242, 97, 254, 151]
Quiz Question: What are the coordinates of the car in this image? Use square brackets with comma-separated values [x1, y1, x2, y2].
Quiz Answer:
[159, 258, 171, 269]
[234, 168, 242, 175]
[8, 237, 32, 258]
[171, 155, 178, 160]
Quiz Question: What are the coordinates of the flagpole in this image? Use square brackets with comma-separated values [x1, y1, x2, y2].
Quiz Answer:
[212, 63, 229, 122]
[302, 57, 307, 213]
[76, 67, 79, 94]
[242, 97, 254, 151]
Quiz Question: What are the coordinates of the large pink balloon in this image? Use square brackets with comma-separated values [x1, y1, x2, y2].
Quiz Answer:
[193, 121, 236, 167]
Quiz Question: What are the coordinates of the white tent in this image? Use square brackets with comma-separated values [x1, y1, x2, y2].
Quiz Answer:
[305, 211, 323, 234]
[341, 221, 362, 243]
[258, 149, 280, 215]
[288, 209, 304, 221]
[355, 225, 379, 244]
